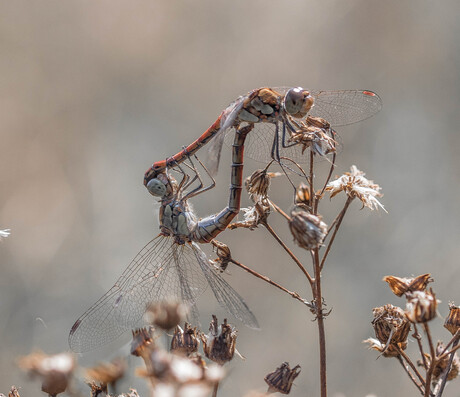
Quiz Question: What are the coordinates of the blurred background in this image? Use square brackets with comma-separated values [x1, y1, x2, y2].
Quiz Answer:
[1, 0, 460, 396]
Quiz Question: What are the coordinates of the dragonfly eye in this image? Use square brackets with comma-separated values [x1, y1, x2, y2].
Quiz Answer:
[147, 178, 167, 197]
[284, 87, 314, 118]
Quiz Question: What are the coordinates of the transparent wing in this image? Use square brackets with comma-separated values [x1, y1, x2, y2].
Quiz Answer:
[310, 90, 382, 127]
[192, 242, 259, 329]
[69, 236, 208, 353]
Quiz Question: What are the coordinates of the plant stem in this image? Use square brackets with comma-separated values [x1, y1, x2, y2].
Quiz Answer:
[212, 381, 219, 397]
[229, 258, 312, 308]
[424, 323, 436, 397]
[261, 220, 314, 286]
[320, 196, 353, 271]
[397, 346, 426, 387]
[435, 338, 459, 397]
[396, 355, 425, 396]
[413, 324, 428, 370]
[313, 247, 327, 397]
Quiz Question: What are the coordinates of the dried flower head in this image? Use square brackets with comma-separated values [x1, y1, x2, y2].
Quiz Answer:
[363, 338, 403, 358]
[405, 289, 439, 323]
[372, 305, 411, 347]
[85, 357, 126, 389]
[288, 206, 327, 250]
[295, 182, 311, 207]
[229, 201, 270, 230]
[264, 362, 301, 394]
[131, 327, 155, 359]
[18, 351, 75, 396]
[444, 303, 460, 335]
[0, 229, 10, 239]
[326, 165, 386, 211]
[245, 169, 278, 202]
[171, 323, 200, 356]
[2, 386, 20, 397]
[419, 341, 459, 383]
[144, 301, 186, 330]
[87, 381, 106, 397]
[201, 316, 238, 365]
[383, 274, 433, 297]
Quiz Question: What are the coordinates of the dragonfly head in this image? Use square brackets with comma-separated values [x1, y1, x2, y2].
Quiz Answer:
[146, 178, 167, 197]
[284, 87, 314, 118]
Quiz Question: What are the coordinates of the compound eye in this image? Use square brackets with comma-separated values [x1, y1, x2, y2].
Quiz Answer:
[146, 178, 167, 197]
[284, 87, 314, 118]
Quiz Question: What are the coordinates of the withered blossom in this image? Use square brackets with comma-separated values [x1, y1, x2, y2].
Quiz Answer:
[87, 381, 106, 397]
[201, 316, 238, 365]
[295, 182, 311, 207]
[264, 362, 301, 394]
[444, 303, 460, 335]
[18, 352, 75, 396]
[419, 341, 459, 383]
[245, 169, 279, 202]
[372, 305, 411, 348]
[131, 327, 155, 360]
[229, 201, 270, 230]
[288, 206, 327, 250]
[144, 301, 186, 330]
[383, 274, 433, 297]
[85, 357, 126, 390]
[0, 229, 10, 240]
[405, 289, 439, 323]
[0, 386, 20, 397]
[363, 338, 402, 358]
[326, 165, 386, 212]
[171, 323, 200, 356]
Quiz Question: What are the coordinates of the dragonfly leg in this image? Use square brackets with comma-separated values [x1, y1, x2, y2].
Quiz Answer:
[181, 154, 216, 201]
[281, 119, 302, 149]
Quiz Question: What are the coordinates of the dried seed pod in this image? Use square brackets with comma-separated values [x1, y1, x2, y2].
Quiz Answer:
[7, 386, 20, 397]
[419, 342, 459, 383]
[144, 301, 186, 330]
[264, 362, 301, 394]
[201, 316, 237, 365]
[131, 327, 155, 359]
[295, 182, 311, 207]
[363, 338, 403, 358]
[405, 289, 438, 323]
[444, 303, 460, 335]
[85, 358, 126, 390]
[372, 304, 411, 346]
[383, 274, 433, 297]
[246, 169, 271, 201]
[171, 323, 200, 356]
[18, 352, 75, 396]
[288, 207, 327, 250]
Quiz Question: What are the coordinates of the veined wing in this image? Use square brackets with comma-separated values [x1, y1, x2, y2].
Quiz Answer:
[310, 90, 382, 127]
[192, 242, 259, 329]
[69, 236, 208, 353]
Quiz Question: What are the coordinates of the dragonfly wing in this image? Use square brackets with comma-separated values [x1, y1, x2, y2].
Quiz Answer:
[192, 242, 259, 329]
[310, 90, 382, 127]
[206, 95, 246, 175]
[69, 236, 208, 353]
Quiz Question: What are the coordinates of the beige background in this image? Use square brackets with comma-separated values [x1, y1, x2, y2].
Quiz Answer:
[1, 1, 459, 396]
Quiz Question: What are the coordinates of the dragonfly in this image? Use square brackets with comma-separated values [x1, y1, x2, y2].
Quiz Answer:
[144, 87, 382, 186]
[69, 125, 257, 353]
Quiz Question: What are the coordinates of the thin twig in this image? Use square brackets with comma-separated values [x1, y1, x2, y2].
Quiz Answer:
[315, 152, 337, 213]
[435, 339, 459, 397]
[438, 330, 460, 357]
[309, 149, 315, 213]
[396, 355, 426, 396]
[397, 345, 427, 388]
[413, 324, 428, 370]
[437, 340, 460, 361]
[320, 196, 353, 271]
[261, 220, 314, 286]
[212, 381, 219, 397]
[269, 200, 291, 221]
[424, 323, 436, 397]
[229, 258, 312, 307]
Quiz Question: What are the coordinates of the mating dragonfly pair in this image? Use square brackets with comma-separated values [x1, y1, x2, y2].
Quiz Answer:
[69, 87, 382, 353]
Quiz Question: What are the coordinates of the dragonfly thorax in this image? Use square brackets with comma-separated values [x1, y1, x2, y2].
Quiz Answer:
[160, 201, 197, 244]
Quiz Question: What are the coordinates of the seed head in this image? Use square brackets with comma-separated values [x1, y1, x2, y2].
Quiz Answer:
[383, 274, 433, 297]
[245, 169, 272, 201]
[444, 303, 460, 335]
[201, 316, 238, 365]
[405, 289, 439, 323]
[363, 338, 403, 358]
[131, 327, 155, 359]
[419, 341, 459, 383]
[18, 351, 75, 396]
[288, 207, 327, 250]
[295, 183, 311, 207]
[326, 165, 386, 212]
[372, 304, 411, 347]
[144, 301, 186, 330]
[85, 358, 126, 390]
[171, 323, 200, 356]
[264, 362, 301, 394]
